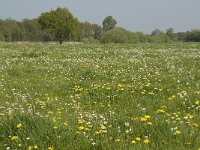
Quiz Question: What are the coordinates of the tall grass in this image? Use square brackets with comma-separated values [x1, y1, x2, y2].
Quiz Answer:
[0, 43, 200, 149]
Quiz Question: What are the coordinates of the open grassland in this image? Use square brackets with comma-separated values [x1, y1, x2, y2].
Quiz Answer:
[0, 43, 200, 150]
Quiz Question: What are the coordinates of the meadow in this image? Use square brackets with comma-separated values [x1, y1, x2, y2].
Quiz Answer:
[0, 43, 200, 150]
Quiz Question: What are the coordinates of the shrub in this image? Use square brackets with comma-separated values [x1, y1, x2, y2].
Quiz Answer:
[82, 37, 100, 44]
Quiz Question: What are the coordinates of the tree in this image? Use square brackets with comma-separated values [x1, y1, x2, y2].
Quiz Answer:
[101, 27, 128, 43]
[151, 29, 163, 36]
[78, 22, 102, 40]
[186, 29, 200, 42]
[166, 28, 176, 41]
[103, 16, 117, 32]
[39, 7, 79, 44]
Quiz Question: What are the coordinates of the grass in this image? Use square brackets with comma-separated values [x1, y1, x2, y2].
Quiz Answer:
[0, 43, 200, 149]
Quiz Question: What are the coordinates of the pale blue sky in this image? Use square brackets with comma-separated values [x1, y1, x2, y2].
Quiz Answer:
[0, 0, 200, 33]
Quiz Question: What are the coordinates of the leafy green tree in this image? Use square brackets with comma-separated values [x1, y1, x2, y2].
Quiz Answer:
[101, 27, 128, 43]
[103, 16, 117, 32]
[78, 22, 102, 40]
[39, 7, 79, 44]
[166, 28, 176, 41]
[151, 29, 163, 36]
[186, 29, 200, 42]
[22, 19, 44, 41]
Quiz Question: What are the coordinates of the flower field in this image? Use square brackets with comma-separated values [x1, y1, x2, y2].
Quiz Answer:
[0, 43, 200, 149]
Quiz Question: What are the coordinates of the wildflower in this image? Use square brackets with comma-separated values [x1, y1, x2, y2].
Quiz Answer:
[192, 123, 198, 127]
[11, 136, 18, 141]
[78, 126, 84, 130]
[141, 117, 147, 122]
[147, 122, 153, 125]
[53, 126, 58, 129]
[84, 127, 90, 131]
[48, 146, 53, 150]
[135, 137, 141, 141]
[115, 139, 120, 142]
[195, 100, 200, 105]
[144, 115, 151, 119]
[143, 139, 150, 144]
[157, 109, 165, 113]
[175, 130, 181, 135]
[63, 122, 68, 126]
[131, 140, 137, 144]
[100, 125, 107, 130]
[33, 145, 38, 149]
[17, 123, 22, 128]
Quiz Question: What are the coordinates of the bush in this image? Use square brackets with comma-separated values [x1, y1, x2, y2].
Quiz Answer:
[149, 34, 171, 43]
[0, 33, 4, 41]
[186, 29, 200, 42]
[101, 28, 129, 43]
[82, 37, 100, 44]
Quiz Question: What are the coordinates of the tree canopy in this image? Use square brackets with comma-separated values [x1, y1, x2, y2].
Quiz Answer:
[39, 8, 79, 44]
[103, 16, 117, 32]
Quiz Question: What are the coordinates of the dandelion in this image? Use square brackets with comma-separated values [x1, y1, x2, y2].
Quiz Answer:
[33, 145, 38, 149]
[143, 139, 150, 144]
[141, 117, 147, 122]
[100, 125, 107, 130]
[131, 140, 137, 144]
[63, 122, 68, 126]
[157, 109, 165, 113]
[144, 115, 151, 119]
[17, 123, 22, 128]
[147, 122, 153, 125]
[195, 100, 200, 105]
[135, 137, 141, 141]
[192, 123, 198, 127]
[78, 126, 84, 130]
[175, 130, 181, 135]
[48, 146, 53, 150]
[115, 139, 120, 142]
[11, 136, 18, 141]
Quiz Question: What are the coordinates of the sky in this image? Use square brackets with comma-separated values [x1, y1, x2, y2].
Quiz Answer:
[0, 0, 200, 33]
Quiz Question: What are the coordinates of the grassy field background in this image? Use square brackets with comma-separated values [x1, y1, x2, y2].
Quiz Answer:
[0, 43, 200, 149]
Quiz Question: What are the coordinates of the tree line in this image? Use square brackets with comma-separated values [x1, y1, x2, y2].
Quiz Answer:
[0, 7, 200, 44]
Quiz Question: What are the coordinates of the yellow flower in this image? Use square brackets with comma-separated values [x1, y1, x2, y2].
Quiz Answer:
[100, 125, 107, 130]
[135, 137, 141, 141]
[53, 126, 58, 129]
[147, 122, 153, 125]
[84, 127, 90, 131]
[143, 139, 150, 144]
[131, 140, 137, 144]
[157, 109, 165, 113]
[141, 117, 147, 122]
[192, 123, 198, 127]
[115, 139, 120, 142]
[17, 123, 22, 128]
[144, 115, 151, 119]
[48, 146, 53, 150]
[78, 126, 84, 130]
[95, 131, 100, 135]
[63, 122, 68, 126]
[11, 135, 18, 141]
[175, 130, 181, 135]
[34, 145, 39, 149]
[195, 100, 200, 105]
